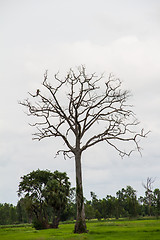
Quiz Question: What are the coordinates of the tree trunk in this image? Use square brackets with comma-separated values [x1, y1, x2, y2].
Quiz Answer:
[74, 152, 87, 233]
[51, 215, 60, 228]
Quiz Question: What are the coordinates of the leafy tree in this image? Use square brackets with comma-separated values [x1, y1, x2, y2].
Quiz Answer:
[20, 66, 148, 233]
[95, 209, 102, 221]
[9, 205, 17, 223]
[124, 186, 138, 218]
[113, 197, 120, 219]
[0, 203, 10, 225]
[98, 196, 115, 219]
[18, 169, 71, 229]
[116, 188, 126, 217]
[16, 198, 31, 223]
[153, 188, 160, 217]
[100, 198, 108, 219]
[0, 203, 17, 225]
[137, 196, 146, 216]
[60, 187, 76, 221]
[18, 170, 50, 229]
[90, 192, 101, 213]
[104, 195, 117, 219]
[16, 200, 23, 223]
[43, 171, 71, 228]
[90, 192, 103, 220]
[116, 186, 138, 218]
[85, 200, 95, 220]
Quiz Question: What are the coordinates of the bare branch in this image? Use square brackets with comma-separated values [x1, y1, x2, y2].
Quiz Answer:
[19, 66, 149, 160]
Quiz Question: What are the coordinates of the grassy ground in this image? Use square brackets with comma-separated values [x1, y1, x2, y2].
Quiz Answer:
[0, 219, 160, 240]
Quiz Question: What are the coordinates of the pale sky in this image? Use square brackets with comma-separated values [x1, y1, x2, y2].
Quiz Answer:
[0, 0, 160, 205]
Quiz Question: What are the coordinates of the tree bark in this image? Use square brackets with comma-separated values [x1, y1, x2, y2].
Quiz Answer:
[74, 152, 87, 233]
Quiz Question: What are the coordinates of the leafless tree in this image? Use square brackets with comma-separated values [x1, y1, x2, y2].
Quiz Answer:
[142, 177, 155, 215]
[20, 66, 148, 233]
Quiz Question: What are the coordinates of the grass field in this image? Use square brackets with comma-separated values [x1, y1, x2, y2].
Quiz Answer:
[0, 219, 160, 240]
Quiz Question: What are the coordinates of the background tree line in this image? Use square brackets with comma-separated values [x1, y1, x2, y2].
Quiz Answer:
[0, 172, 160, 227]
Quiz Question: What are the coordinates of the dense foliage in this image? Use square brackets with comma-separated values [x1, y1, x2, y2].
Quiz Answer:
[18, 170, 71, 229]
[1, 183, 160, 226]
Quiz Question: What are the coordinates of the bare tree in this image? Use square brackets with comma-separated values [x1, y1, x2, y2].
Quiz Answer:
[142, 177, 155, 216]
[20, 66, 148, 233]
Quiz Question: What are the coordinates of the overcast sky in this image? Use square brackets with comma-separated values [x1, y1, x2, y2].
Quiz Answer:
[0, 0, 160, 205]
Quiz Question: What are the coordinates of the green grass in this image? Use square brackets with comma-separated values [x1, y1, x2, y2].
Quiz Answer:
[0, 219, 160, 240]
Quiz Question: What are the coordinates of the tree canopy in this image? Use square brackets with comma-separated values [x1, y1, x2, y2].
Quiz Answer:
[18, 169, 71, 229]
